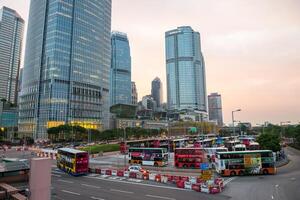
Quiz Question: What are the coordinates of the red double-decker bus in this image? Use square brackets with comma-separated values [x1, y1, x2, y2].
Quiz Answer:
[174, 148, 206, 168]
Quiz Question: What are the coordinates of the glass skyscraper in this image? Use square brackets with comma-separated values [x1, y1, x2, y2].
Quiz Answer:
[208, 92, 223, 126]
[110, 32, 131, 106]
[19, 0, 112, 139]
[165, 26, 207, 112]
[151, 77, 163, 108]
[0, 7, 24, 105]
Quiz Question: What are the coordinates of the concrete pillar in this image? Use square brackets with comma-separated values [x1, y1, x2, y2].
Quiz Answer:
[29, 158, 52, 200]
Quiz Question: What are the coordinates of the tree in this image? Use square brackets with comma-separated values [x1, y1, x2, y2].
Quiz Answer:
[257, 133, 281, 152]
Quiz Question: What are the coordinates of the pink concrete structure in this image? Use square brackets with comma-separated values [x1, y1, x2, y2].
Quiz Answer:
[29, 158, 52, 200]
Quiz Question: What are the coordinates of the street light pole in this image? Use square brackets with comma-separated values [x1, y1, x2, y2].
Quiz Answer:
[123, 126, 126, 168]
[232, 109, 241, 136]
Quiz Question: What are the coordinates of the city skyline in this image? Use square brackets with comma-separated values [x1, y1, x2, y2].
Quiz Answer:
[1, 0, 300, 124]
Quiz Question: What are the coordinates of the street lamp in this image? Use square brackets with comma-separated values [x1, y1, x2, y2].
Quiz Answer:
[232, 109, 241, 136]
[280, 121, 291, 139]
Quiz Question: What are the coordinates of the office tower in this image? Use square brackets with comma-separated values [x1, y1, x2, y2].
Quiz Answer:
[142, 95, 156, 111]
[208, 92, 223, 126]
[19, 0, 112, 139]
[151, 77, 163, 108]
[0, 7, 24, 105]
[165, 26, 207, 112]
[110, 31, 131, 106]
[131, 81, 138, 105]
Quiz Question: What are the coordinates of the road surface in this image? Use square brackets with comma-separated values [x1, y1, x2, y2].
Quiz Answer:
[223, 147, 300, 200]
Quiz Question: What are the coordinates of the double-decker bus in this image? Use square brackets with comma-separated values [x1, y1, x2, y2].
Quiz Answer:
[128, 147, 168, 167]
[215, 150, 276, 176]
[174, 148, 206, 168]
[203, 147, 228, 162]
[57, 148, 89, 176]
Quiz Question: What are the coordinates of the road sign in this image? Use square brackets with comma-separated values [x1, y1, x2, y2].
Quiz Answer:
[201, 169, 212, 180]
[200, 163, 209, 170]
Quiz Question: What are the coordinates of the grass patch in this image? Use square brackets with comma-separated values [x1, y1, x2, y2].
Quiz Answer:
[80, 144, 119, 154]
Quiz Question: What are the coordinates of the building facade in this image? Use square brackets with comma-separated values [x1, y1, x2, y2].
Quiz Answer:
[0, 7, 24, 105]
[110, 32, 131, 106]
[208, 93, 223, 126]
[141, 95, 156, 111]
[19, 0, 112, 139]
[131, 81, 138, 105]
[165, 26, 207, 112]
[151, 77, 163, 108]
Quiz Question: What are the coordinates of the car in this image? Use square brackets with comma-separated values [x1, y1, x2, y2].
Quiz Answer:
[127, 165, 148, 174]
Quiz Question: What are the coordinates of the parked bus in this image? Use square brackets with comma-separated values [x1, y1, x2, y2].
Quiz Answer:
[174, 148, 206, 169]
[128, 147, 168, 167]
[203, 147, 228, 162]
[248, 142, 260, 150]
[233, 144, 247, 151]
[57, 148, 89, 176]
[215, 150, 276, 176]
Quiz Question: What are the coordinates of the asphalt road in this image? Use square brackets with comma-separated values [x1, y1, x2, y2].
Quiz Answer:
[222, 147, 300, 200]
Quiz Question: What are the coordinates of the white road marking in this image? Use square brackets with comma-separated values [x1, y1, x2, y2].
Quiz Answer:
[224, 177, 237, 185]
[58, 179, 74, 184]
[91, 197, 105, 200]
[275, 184, 279, 188]
[81, 183, 101, 189]
[110, 189, 134, 194]
[146, 194, 176, 200]
[271, 195, 274, 199]
[61, 190, 80, 196]
[52, 170, 65, 175]
[84, 176, 190, 191]
[52, 174, 62, 177]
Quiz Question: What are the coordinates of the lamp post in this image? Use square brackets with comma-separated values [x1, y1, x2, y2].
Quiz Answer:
[280, 121, 291, 139]
[232, 109, 241, 136]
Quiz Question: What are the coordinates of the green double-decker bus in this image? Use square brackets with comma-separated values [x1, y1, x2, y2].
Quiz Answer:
[215, 150, 276, 176]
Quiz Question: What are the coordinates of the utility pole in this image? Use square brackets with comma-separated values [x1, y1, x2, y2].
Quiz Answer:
[232, 109, 241, 136]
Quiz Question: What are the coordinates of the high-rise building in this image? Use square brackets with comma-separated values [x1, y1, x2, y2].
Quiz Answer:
[110, 31, 131, 106]
[19, 0, 112, 139]
[142, 95, 156, 111]
[165, 26, 207, 112]
[151, 77, 163, 108]
[131, 81, 138, 105]
[0, 7, 24, 105]
[208, 92, 223, 126]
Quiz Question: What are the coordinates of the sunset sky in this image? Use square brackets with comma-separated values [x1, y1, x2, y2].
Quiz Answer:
[1, 0, 299, 125]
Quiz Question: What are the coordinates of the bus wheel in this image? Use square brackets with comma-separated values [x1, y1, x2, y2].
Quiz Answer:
[154, 162, 158, 167]
[183, 164, 188, 168]
[190, 164, 195, 168]
[230, 171, 236, 176]
[263, 169, 269, 175]
[239, 170, 244, 176]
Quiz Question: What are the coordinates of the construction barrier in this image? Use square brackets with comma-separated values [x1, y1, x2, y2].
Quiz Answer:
[87, 167, 226, 195]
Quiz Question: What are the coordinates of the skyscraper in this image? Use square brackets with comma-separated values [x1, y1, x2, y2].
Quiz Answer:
[165, 26, 207, 112]
[208, 93, 223, 126]
[0, 7, 24, 105]
[19, 0, 112, 139]
[110, 31, 131, 106]
[151, 77, 163, 108]
[131, 81, 138, 105]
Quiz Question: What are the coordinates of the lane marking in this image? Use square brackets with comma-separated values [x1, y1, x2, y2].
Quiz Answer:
[58, 179, 74, 184]
[52, 171, 65, 175]
[84, 176, 190, 191]
[110, 189, 133, 194]
[81, 183, 101, 189]
[275, 184, 279, 188]
[271, 195, 274, 199]
[91, 197, 105, 200]
[224, 177, 236, 185]
[61, 190, 80, 196]
[146, 194, 176, 200]
[52, 174, 62, 177]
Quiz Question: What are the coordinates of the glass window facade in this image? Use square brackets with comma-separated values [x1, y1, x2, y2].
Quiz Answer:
[151, 77, 163, 108]
[165, 26, 207, 112]
[19, 0, 112, 139]
[110, 32, 131, 106]
[0, 7, 24, 104]
[208, 93, 223, 126]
